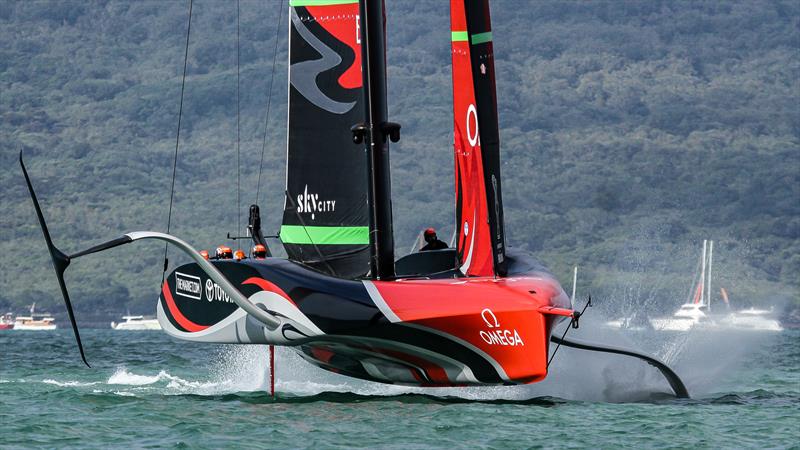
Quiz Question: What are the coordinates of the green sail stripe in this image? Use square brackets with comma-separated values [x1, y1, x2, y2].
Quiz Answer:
[451, 31, 468, 42]
[471, 31, 492, 44]
[280, 225, 369, 245]
[289, 0, 358, 6]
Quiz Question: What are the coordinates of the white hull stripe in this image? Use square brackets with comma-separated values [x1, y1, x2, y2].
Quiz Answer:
[363, 280, 401, 323]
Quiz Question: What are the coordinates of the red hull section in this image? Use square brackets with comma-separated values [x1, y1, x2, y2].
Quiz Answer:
[366, 276, 570, 383]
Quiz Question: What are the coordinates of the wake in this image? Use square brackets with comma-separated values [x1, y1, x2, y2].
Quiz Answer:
[30, 322, 779, 403]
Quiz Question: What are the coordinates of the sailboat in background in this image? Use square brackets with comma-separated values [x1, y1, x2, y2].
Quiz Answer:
[651, 240, 716, 331]
[20, 0, 687, 397]
[649, 240, 783, 332]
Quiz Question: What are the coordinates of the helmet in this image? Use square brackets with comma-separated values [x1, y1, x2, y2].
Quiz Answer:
[215, 246, 233, 259]
[233, 249, 246, 261]
[252, 244, 267, 259]
[199, 250, 209, 260]
[424, 227, 437, 242]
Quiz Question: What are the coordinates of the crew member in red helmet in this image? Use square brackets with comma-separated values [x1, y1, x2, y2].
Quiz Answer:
[215, 246, 233, 260]
[233, 249, 247, 261]
[199, 250, 210, 260]
[420, 227, 448, 251]
[252, 244, 268, 259]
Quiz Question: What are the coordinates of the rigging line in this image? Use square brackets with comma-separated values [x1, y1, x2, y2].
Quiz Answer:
[236, 0, 241, 241]
[255, 0, 284, 206]
[547, 296, 592, 369]
[163, 0, 194, 280]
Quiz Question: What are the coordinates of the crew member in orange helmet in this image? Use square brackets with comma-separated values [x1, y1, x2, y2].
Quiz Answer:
[252, 244, 268, 259]
[215, 246, 233, 260]
[233, 249, 247, 261]
[199, 250, 210, 260]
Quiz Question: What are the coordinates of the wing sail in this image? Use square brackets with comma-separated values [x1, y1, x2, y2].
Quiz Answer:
[451, 0, 507, 277]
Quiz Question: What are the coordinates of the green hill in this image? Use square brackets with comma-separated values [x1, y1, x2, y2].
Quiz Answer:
[1, 0, 797, 322]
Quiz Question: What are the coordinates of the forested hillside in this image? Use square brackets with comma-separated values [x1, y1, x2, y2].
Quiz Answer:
[1, 0, 797, 322]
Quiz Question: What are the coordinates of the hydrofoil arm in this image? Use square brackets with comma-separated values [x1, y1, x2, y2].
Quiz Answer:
[20, 152, 281, 367]
[551, 335, 689, 398]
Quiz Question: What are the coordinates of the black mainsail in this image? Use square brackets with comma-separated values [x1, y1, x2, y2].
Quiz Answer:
[281, 0, 370, 278]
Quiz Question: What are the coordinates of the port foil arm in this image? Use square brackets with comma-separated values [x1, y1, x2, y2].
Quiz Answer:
[20, 152, 281, 368]
[124, 231, 280, 330]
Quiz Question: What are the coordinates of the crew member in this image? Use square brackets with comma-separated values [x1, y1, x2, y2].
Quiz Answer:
[215, 246, 233, 260]
[233, 249, 247, 261]
[252, 244, 268, 259]
[420, 227, 448, 251]
[199, 250, 210, 260]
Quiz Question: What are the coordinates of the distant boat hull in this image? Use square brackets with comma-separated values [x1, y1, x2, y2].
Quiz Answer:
[718, 310, 783, 332]
[111, 320, 161, 331]
[13, 322, 57, 331]
[611, 308, 784, 332]
[111, 315, 162, 330]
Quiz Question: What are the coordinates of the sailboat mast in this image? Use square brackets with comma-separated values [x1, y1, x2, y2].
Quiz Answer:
[359, 0, 396, 280]
[700, 239, 707, 306]
[707, 240, 713, 311]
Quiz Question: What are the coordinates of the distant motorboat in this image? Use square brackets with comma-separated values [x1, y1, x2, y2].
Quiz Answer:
[650, 302, 716, 331]
[0, 313, 14, 330]
[719, 307, 783, 332]
[14, 303, 57, 331]
[111, 315, 161, 331]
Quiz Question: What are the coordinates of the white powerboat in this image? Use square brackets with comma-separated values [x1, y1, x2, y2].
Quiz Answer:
[14, 303, 57, 331]
[111, 315, 161, 330]
[719, 307, 783, 331]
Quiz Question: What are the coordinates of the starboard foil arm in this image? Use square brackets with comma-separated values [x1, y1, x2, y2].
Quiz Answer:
[551, 335, 689, 398]
[20, 152, 281, 367]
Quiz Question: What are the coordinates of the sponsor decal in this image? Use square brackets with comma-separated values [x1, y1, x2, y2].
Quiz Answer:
[355, 14, 360, 44]
[296, 184, 336, 220]
[466, 103, 480, 147]
[479, 308, 524, 346]
[175, 272, 201, 300]
[204, 279, 234, 304]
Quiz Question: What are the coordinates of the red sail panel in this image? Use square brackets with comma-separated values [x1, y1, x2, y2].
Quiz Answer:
[451, 0, 502, 277]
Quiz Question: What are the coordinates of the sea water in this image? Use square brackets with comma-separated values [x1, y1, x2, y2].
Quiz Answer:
[1, 323, 797, 448]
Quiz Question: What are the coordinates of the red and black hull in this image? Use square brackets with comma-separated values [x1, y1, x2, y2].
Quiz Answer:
[158, 256, 572, 387]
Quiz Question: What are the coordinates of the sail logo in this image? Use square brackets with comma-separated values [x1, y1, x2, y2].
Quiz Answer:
[466, 104, 480, 147]
[297, 185, 335, 220]
[204, 279, 233, 304]
[175, 272, 201, 300]
[479, 308, 524, 346]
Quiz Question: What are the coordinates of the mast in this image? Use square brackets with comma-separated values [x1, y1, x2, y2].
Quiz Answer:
[707, 240, 713, 311]
[571, 266, 578, 309]
[358, 0, 397, 280]
[699, 239, 707, 306]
